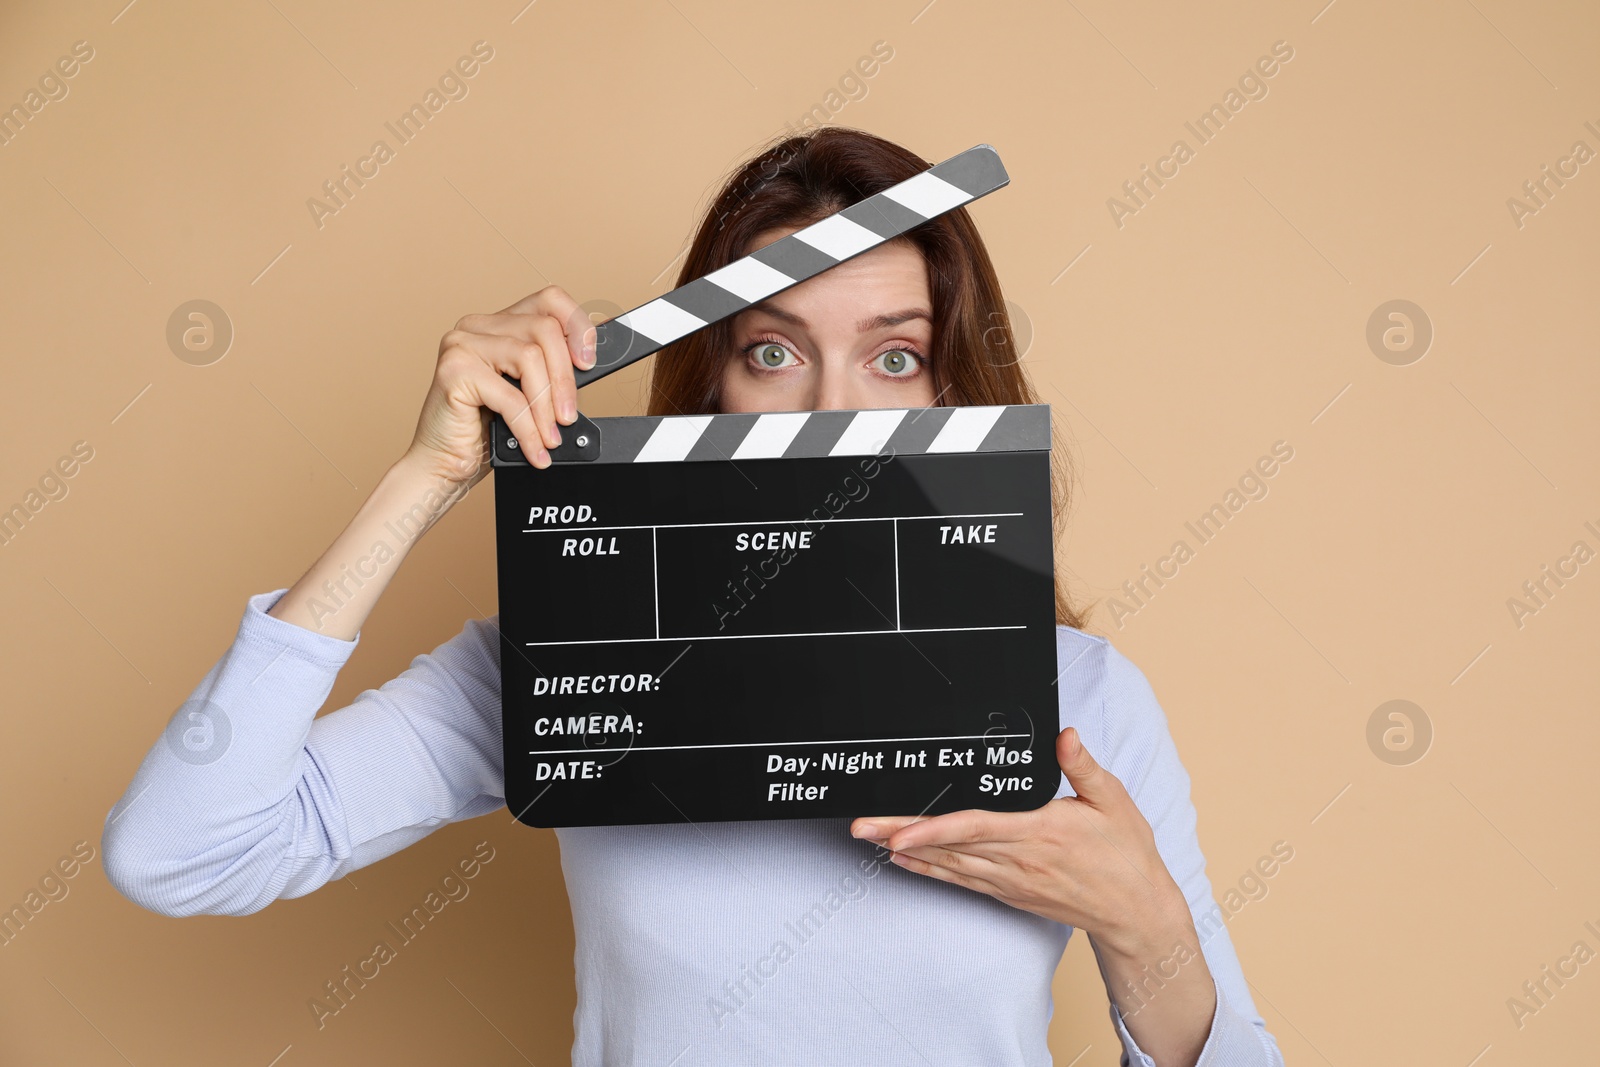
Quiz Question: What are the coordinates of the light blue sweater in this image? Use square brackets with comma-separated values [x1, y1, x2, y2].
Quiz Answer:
[102, 588, 1285, 1066]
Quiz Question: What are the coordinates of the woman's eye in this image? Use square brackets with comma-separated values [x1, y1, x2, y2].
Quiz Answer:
[752, 342, 796, 368]
[872, 348, 921, 376]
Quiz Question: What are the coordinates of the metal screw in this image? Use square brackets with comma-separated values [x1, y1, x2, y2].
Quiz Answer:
[575, 434, 590, 448]
[507, 437, 519, 450]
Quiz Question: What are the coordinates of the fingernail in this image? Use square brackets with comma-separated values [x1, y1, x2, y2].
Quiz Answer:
[853, 822, 878, 838]
[536, 447, 550, 466]
[560, 398, 576, 422]
[550, 427, 562, 448]
[889, 853, 909, 867]
[580, 344, 595, 368]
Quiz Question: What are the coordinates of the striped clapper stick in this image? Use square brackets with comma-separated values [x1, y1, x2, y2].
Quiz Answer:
[485, 142, 1009, 440]
[581, 142, 1011, 387]
[490, 145, 1062, 828]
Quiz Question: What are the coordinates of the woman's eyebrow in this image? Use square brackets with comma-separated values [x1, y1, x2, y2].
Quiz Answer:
[749, 302, 809, 328]
[746, 303, 932, 333]
[857, 308, 932, 332]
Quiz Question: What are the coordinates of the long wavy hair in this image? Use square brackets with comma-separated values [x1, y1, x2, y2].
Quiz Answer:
[647, 126, 1088, 630]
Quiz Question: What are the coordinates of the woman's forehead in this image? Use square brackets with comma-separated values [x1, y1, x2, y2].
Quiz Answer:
[738, 232, 929, 324]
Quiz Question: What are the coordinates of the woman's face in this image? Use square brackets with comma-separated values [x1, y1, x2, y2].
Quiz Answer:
[718, 228, 937, 414]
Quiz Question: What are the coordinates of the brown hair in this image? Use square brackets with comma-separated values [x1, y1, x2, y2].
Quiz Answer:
[647, 126, 1088, 631]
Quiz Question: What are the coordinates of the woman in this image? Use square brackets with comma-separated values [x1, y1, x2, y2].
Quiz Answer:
[103, 127, 1285, 1066]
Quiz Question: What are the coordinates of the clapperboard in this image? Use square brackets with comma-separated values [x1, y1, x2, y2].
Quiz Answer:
[492, 145, 1060, 827]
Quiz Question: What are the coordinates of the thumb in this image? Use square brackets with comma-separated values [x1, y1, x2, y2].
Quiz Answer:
[1057, 726, 1110, 804]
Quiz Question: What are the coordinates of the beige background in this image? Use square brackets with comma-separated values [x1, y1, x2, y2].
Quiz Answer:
[2, 0, 1596, 1063]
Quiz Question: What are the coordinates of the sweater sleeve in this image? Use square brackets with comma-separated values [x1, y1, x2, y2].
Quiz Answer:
[1065, 635, 1286, 1067]
[101, 588, 506, 918]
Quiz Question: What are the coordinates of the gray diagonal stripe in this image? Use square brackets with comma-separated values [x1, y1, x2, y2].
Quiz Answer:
[841, 193, 933, 237]
[929, 144, 1009, 196]
[591, 318, 655, 371]
[749, 235, 838, 283]
[683, 411, 761, 462]
[660, 277, 751, 325]
[883, 405, 956, 455]
[584, 416, 662, 463]
[780, 409, 857, 458]
[977, 404, 1050, 451]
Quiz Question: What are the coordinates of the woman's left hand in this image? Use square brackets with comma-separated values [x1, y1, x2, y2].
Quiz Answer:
[849, 726, 1189, 955]
[853, 726, 1221, 1066]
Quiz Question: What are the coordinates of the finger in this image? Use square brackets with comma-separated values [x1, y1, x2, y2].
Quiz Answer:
[1057, 727, 1121, 807]
[443, 328, 540, 377]
[457, 310, 577, 359]
[461, 308, 596, 383]
[893, 841, 1009, 873]
[447, 330, 554, 460]
[507, 344, 562, 452]
[451, 354, 551, 469]
[907, 836, 1029, 864]
[530, 312, 579, 426]
[457, 310, 542, 340]
[547, 288, 599, 371]
[850, 815, 927, 840]
[888, 847, 1003, 898]
[495, 283, 570, 320]
[886, 809, 1029, 852]
[491, 286, 595, 370]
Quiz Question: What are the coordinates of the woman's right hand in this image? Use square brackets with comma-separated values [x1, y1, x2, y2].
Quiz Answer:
[403, 285, 597, 487]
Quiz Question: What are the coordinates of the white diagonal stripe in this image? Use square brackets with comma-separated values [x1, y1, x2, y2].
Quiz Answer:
[881, 172, 971, 218]
[927, 405, 1005, 452]
[617, 299, 707, 345]
[635, 415, 713, 462]
[828, 409, 906, 456]
[792, 214, 883, 260]
[704, 257, 794, 302]
[731, 411, 810, 459]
